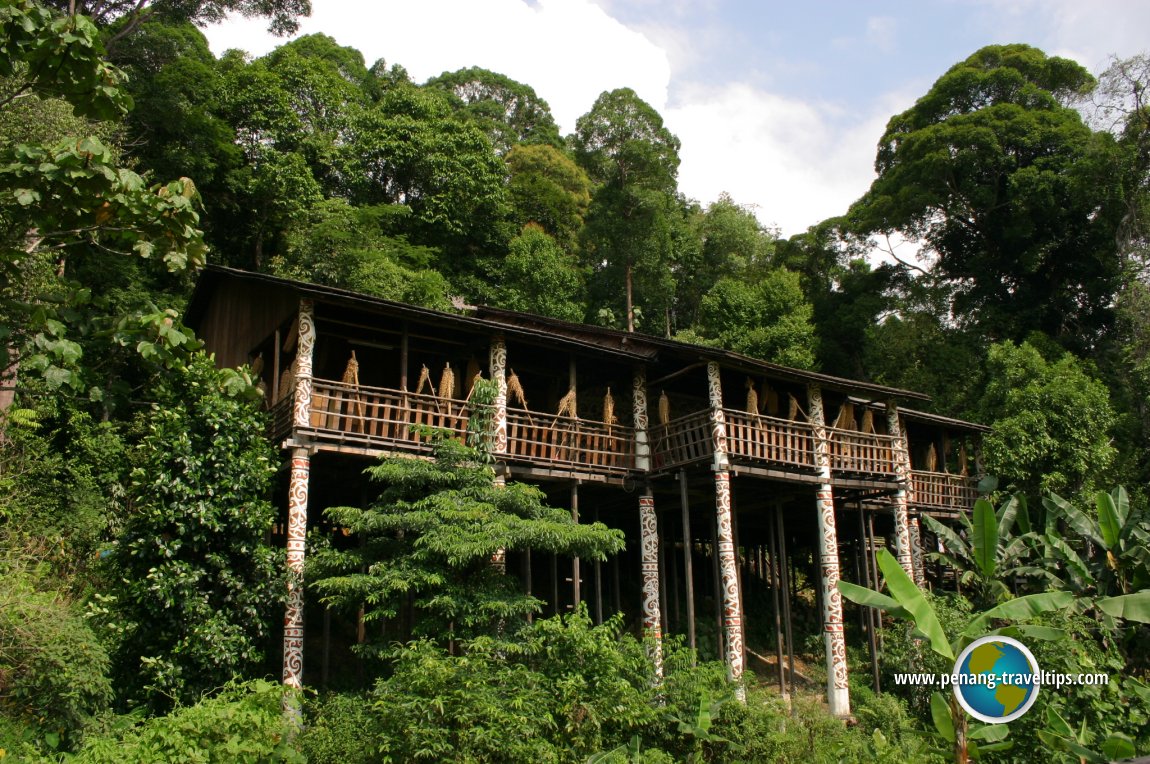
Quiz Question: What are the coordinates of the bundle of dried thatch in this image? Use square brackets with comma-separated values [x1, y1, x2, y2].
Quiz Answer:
[557, 387, 577, 418]
[860, 408, 875, 434]
[959, 445, 969, 476]
[507, 370, 528, 408]
[926, 443, 938, 472]
[415, 364, 436, 396]
[439, 363, 456, 402]
[603, 388, 616, 432]
[745, 378, 760, 416]
[658, 390, 670, 425]
[764, 382, 779, 416]
[833, 402, 857, 430]
[341, 351, 365, 432]
[787, 393, 801, 421]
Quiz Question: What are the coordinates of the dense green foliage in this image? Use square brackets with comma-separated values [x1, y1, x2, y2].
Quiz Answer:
[96, 356, 280, 710]
[310, 437, 625, 644]
[4, 1, 1150, 759]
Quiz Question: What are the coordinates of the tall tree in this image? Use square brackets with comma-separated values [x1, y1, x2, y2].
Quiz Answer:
[573, 88, 680, 332]
[848, 44, 1125, 352]
[425, 66, 562, 155]
[44, 0, 310, 49]
[504, 143, 591, 253]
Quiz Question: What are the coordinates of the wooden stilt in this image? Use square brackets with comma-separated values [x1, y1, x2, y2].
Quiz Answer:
[594, 508, 603, 625]
[658, 510, 669, 636]
[729, 483, 746, 672]
[858, 503, 881, 693]
[668, 513, 680, 632]
[679, 469, 697, 654]
[710, 512, 723, 662]
[768, 505, 786, 696]
[572, 482, 581, 607]
[776, 507, 796, 699]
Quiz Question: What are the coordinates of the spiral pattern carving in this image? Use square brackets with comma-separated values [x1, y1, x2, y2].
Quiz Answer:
[639, 494, 663, 678]
[814, 484, 849, 695]
[714, 471, 744, 683]
[886, 402, 914, 577]
[489, 337, 508, 454]
[292, 299, 315, 430]
[632, 368, 650, 470]
[283, 449, 310, 688]
[706, 362, 728, 462]
[910, 515, 926, 586]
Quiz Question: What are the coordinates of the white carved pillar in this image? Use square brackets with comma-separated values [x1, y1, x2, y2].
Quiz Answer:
[706, 363, 744, 697]
[292, 299, 315, 431]
[633, 367, 650, 471]
[910, 514, 926, 587]
[808, 384, 850, 717]
[639, 491, 663, 679]
[283, 446, 310, 688]
[489, 336, 508, 571]
[885, 401, 915, 579]
[489, 335, 508, 460]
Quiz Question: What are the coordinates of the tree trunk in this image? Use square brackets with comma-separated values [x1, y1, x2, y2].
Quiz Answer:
[626, 261, 634, 333]
[951, 693, 969, 764]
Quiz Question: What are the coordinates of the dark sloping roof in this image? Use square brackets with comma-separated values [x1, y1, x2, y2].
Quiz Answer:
[187, 265, 937, 403]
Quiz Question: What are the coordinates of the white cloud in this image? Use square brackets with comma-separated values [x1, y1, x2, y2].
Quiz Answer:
[665, 83, 914, 237]
[203, 0, 671, 132]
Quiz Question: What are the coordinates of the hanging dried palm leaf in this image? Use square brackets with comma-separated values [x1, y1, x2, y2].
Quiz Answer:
[603, 387, 616, 432]
[439, 363, 456, 402]
[926, 443, 938, 472]
[860, 409, 875, 434]
[833, 402, 857, 430]
[787, 393, 801, 421]
[764, 382, 779, 416]
[557, 387, 578, 418]
[341, 351, 366, 432]
[507, 369, 528, 408]
[659, 390, 670, 425]
[415, 364, 435, 397]
[959, 445, 969, 476]
[278, 366, 294, 404]
[250, 353, 264, 376]
[745, 378, 759, 416]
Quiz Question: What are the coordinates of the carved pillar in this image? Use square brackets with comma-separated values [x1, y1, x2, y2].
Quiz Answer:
[489, 336, 508, 570]
[633, 367, 650, 471]
[292, 299, 315, 431]
[910, 514, 926, 587]
[489, 335, 508, 459]
[808, 384, 850, 717]
[885, 401, 915, 579]
[283, 447, 310, 688]
[639, 491, 663, 678]
[706, 362, 729, 470]
[706, 363, 743, 696]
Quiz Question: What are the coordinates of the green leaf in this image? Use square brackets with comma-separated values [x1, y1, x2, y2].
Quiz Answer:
[930, 692, 955, 742]
[1096, 591, 1150, 623]
[972, 498, 998, 578]
[1045, 706, 1073, 737]
[963, 591, 1074, 637]
[1111, 486, 1130, 527]
[837, 580, 909, 619]
[969, 723, 1009, 742]
[875, 549, 953, 660]
[1101, 734, 1135, 760]
[1096, 491, 1120, 550]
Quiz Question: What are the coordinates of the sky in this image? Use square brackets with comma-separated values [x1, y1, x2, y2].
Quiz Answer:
[203, 0, 1150, 239]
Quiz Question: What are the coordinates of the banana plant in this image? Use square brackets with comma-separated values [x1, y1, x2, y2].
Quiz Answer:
[1038, 706, 1136, 763]
[839, 548, 1075, 764]
[1040, 487, 1150, 598]
[922, 494, 1043, 608]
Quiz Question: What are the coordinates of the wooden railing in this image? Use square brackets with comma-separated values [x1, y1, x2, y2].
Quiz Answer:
[505, 409, 634, 472]
[827, 428, 896, 476]
[306, 379, 469, 449]
[269, 395, 293, 442]
[723, 409, 815, 470]
[910, 471, 978, 512]
[651, 410, 713, 471]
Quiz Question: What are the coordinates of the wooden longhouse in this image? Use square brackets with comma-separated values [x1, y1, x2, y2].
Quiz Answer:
[186, 266, 988, 716]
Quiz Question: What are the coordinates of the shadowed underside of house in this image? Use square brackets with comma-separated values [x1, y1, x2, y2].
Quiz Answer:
[187, 266, 988, 716]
